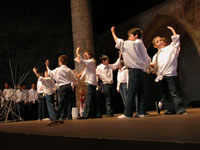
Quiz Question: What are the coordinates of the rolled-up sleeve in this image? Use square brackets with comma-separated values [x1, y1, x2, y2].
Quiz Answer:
[115, 38, 124, 52]
[171, 34, 180, 53]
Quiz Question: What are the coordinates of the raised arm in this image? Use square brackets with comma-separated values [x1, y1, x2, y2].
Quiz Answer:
[167, 26, 176, 36]
[45, 59, 50, 71]
[111, 26, 118, 43]
[33, 68, 41, 78]
[74, 47, 81, 63]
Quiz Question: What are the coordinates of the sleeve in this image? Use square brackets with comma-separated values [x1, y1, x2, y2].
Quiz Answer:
[137, 41, 151, 66]
[171, 34, 181, 54]
[48, 68, 57, 79]
[68, 69, 78, 83]
[115, 38, 125, 52]
[152, 54, 157, 64]
[111, 58, 120, 71]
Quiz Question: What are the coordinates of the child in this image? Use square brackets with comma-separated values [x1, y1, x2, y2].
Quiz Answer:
[117, 60, 128, 106]
[3, 82, 14, 102]
[45, 55, 77, 120]
[96, 52, 121, 117]
[28, 83, 39, 120]
[151, 26, 187, 115]
[33, 68, 57, 120]
[79, 88, 86, 117]
[111, 26, 151, 118]
[74, 47, 97, 119]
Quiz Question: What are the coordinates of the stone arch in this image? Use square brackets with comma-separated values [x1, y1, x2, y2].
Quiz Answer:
[143, 14, 200, 106]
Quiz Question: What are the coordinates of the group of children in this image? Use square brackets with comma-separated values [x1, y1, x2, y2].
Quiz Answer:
[0, 25, 187, 121]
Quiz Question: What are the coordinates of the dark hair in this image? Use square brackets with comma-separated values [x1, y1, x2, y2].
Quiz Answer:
[99, 55, 109, 62]
[127, 28, 143, 39]
[85, 50, 94, 58]
[58, 55, 68, 65]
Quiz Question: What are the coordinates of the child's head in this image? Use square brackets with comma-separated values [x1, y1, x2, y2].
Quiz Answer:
[31, 83, 36, 89]
[100, 55, 109, 65]
[58, 55, 68, 66]
[119, 60, 124, 69]
[4, 82, 10, 89]
[22, 84, 26, 90]
[152, 36, 168, 49]
[83, 50, 94, 60]
[44, 71, 48, 77]
[127, 28, 143, 41]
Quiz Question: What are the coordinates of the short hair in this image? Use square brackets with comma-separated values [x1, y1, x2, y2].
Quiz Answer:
[127, 28, 143, 39]
[85, 50, 94, 58]
[58, 55, 68, 65]
[152, 36, 168, 46]
[99, 55, 109, 62]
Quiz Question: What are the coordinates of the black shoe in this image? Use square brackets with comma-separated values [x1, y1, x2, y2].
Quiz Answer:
[66, 117, 72, 120]
[162, 111, 176, 115]
[77, 116, 88, 120]
[106, 114, 114, 117]
[178, 111, 188, 115]
[155, 102, 160, 114]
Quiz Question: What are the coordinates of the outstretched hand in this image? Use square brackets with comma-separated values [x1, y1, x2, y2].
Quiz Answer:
[111, 26, 115, 33]
[167, 26, 176, 36]
[33, 67, 37, 73]
[76, 47, 81, 56]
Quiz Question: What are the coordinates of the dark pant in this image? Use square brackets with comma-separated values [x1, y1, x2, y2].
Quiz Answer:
[83, 84, 97, 118]
[119, 83, 128, 106]
[102, 84, 113, 116]
[56, 84, 72, 120]
[45, 94, 56, 120]
[125, 69, 146, 117]
[161, 76, 185, 114]
[38, 93, 46, 120]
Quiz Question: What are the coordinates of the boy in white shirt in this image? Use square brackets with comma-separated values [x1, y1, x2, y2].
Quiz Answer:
[111, 26, 151, 118]
[33, 68, 57, 120]
[96, 52, 121, 117]
[150, 26, 187, 115]
[36, 73, 47, 120]
[28, 83, 38, 120]
[74, 47, 98, 119]
[3, 82, 14, 102]
[46, 55, 77, 120]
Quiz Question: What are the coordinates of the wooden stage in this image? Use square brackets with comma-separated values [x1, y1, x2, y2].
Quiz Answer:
[1, 108, 200, 150]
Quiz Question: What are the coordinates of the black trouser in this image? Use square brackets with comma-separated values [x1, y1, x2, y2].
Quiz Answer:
[83, 84, 97, 118]
[161, 76, 185, 114]
[38, 93, 46, 120]
[56, 84, 72, 120]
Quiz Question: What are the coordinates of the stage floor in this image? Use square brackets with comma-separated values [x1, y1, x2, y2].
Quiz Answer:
[0, 108, 200, 144]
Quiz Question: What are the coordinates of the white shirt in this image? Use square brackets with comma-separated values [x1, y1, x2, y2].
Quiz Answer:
[117, 66, 129, 90]
[0, 90, 5, 103]
[3, 88, 14, 101]
[78, 58, 97, 86]
[96, 58, 120, 84]
[15, 89, 23, 102]
[39, 76, 57, 96]
[152, 35, 180, 82]
[48, 65, 77, 87]
[115, 38, 151, 72]
[37, 80, 44, 94]
[28, 88, 38, 103]
[22, 89, 29, 103]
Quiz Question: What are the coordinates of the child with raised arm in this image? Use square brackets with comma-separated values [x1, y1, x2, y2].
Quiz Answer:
[151, 26, 187, 115]
[33, 68, 57, 120]
[74, 47, 98, 119]
[96, 52, 121, 117]
[111, 26, 151, 118]
[45, 55, 78, 120]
